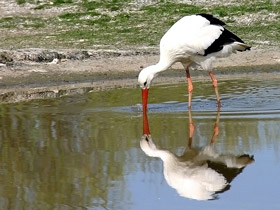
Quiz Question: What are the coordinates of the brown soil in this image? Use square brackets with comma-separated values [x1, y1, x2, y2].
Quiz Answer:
[0, 48, 280, 103]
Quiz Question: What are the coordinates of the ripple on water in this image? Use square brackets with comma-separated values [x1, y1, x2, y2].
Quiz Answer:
[112, 79, 280, 119]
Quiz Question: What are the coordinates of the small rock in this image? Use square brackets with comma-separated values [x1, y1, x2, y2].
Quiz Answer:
[28, 69, 48, 73]
[0, 52, 13, 64]
[48, 58, 60, 64]
[66, 51, 90, 60]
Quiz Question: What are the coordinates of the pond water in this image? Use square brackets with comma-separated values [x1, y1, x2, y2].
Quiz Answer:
[0, 78, 279, 210]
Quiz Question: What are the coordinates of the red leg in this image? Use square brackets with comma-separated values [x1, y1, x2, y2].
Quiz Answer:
[186, 67, 193, 109]
[209, 71, 221, 107]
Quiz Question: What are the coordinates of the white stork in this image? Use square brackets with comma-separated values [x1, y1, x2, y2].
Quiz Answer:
[138, 13, 250, 110]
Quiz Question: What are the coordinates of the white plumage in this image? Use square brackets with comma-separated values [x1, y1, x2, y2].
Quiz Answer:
[140, 135, 254, 200]
[140, 106, 254, 200]
[138, 13, 250, 109]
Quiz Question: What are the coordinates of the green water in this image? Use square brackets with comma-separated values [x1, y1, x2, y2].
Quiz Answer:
[0, 78, 279, 209]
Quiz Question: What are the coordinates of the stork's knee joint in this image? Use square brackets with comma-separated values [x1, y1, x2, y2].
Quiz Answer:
[188, 84, 193, 93]
[212, 79, 218, 88]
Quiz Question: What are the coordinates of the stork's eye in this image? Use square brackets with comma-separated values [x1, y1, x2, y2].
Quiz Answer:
[145, 136, 149, 142]
[144, 81, 147, 86]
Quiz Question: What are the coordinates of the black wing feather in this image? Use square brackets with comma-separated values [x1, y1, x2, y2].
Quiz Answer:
[204, 28, 245, 56]
[196, 13, 249, 56]
[197, 13, 226, 26]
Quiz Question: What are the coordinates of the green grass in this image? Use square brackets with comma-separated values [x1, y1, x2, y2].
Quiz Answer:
[0, 16, 45, 29]
[16, 0, 26, 4]
[212, 0, 280, 17]
[53, 0, 73, 5]
[16, 0, 38, 4]
[1, 0, 279, 49]
[81, 0, 133, 12]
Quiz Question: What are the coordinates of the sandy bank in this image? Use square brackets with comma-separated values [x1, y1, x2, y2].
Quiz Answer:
[0, 48, 279, 103]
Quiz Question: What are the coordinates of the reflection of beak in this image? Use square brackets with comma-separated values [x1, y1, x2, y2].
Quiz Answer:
[142, 88, 149, 112]
[143, 107, 150, 135]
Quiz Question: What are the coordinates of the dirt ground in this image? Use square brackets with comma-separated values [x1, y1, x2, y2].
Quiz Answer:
[0, 48, 280, 103]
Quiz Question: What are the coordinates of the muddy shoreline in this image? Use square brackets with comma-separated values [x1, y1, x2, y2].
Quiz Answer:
[0, 48, 279, 103]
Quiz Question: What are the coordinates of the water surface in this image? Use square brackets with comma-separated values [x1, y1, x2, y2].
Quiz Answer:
[0, 78, 279, 209]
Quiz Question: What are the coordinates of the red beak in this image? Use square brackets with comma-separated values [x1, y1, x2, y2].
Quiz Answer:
[143, 106, 150, 135]
[142, 88, 149, 112]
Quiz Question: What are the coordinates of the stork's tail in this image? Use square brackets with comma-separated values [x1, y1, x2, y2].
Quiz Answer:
[233, 42, 251, 52]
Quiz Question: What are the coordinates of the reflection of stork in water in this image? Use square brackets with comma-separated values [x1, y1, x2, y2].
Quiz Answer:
[140, 109, 254, 200]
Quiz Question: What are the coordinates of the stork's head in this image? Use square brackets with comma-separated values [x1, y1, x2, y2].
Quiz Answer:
[138, 66, 157, 89]
[138, 66, 157, 112]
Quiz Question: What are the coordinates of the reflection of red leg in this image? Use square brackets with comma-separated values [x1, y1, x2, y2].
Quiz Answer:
[210, 123, 219, 143]
[188, 109, 195, 148]
[210, 107, 220, 143]
[209, 71, 221, 107]
[186, 67, 193, 109]
[143, 110, 150, 135]
[188, 122, 195, 147]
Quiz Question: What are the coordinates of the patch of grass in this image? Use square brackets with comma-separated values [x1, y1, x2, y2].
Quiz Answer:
[59, 11, 102, 20]
[141, 2, 203, 16]
[81, 0, 133, 12]
[212, 0, 280, 17]
[32, 0, 73, 9]
[229, 21, 280, 46]
[53, 0, 73, 6]
[0, 16, 45, 29]
[0, 17, 16, 28]
[23, 22, 45, 29]
[2, 0, 280, 49]
[58, 11, 101, 22]
[16, 0, 26, 4]
[16, 0, 38, 4]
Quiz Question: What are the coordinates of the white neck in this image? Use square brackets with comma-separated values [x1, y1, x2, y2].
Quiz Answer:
[151, 59, 171, 74]
[138, 59, 171, 88]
